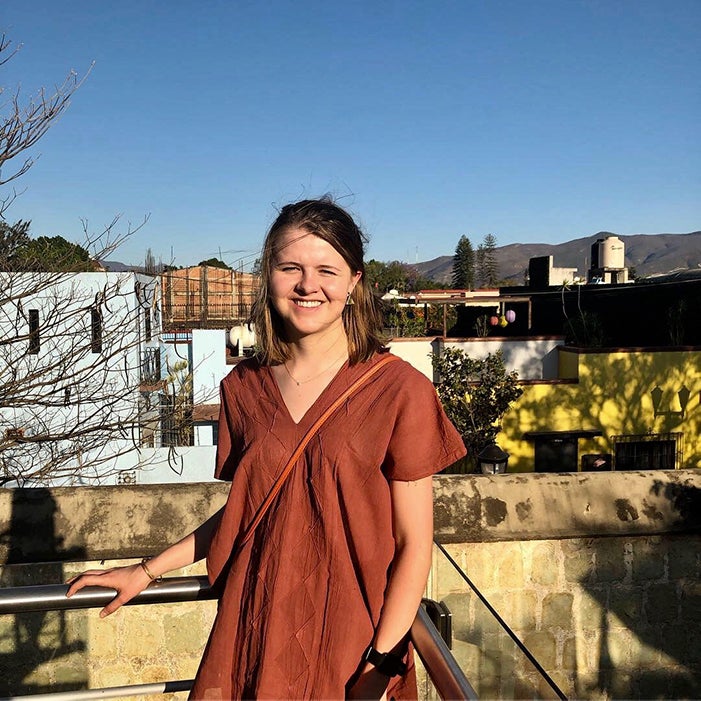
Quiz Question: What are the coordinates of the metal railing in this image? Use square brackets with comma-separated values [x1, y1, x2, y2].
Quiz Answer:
[0, 576, 476, 701]
[434, 542, 567, 701]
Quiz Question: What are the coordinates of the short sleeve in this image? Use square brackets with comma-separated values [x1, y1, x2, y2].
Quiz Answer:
[213, 379, 243, 481]
[382, 367, 466, 481]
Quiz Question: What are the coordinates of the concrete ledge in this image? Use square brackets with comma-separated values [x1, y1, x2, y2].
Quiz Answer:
[433, 470, 701, 543]
[0, 482, 229, 564]
[1, 471, 700, 563]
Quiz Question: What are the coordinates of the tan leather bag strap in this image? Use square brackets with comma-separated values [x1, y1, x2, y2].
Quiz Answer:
[239, 354, 399, 547]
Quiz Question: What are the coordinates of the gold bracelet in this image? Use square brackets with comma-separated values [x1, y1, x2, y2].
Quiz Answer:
[140, 557, 162, 582]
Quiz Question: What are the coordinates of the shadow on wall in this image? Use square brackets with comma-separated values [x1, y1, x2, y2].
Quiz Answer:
[574, 481, 701, 699]
[0, 489, 87, 695]
[501, 349, 701, 471]
[441, 590, 557, 700]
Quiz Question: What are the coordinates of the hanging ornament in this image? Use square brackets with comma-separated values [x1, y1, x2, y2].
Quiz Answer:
[499, 315, 508, 327]
[489, 315, 499, 326]
[505, 310, 516, 323]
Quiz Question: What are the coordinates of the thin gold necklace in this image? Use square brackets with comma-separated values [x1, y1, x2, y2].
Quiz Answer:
[283, 352, 348, 387]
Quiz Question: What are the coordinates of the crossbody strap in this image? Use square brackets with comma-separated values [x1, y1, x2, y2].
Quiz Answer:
[239, 353, 399, 547]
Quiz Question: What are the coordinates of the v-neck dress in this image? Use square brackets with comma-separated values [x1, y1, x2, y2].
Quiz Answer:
[190, 352, 466, 700]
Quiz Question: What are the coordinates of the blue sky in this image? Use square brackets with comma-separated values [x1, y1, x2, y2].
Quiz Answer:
[2, 0, 699, 269]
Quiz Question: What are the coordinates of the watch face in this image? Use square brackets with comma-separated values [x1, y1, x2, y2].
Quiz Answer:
[364, 646, 386, 667]
[364, 646, 407, 677]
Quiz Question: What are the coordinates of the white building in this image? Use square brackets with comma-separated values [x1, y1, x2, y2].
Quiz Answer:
[0, 272, 162, 487]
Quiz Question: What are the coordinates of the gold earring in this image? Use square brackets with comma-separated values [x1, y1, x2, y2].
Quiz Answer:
[345, 291, 355, 306]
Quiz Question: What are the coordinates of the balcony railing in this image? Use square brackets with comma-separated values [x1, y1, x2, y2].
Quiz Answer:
[0, 575, 477, 701]
[140, 348, 162, 385]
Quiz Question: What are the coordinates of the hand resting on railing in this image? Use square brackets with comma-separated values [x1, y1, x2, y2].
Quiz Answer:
[66, 562, 154, 618]
[65, 507, 224, 618]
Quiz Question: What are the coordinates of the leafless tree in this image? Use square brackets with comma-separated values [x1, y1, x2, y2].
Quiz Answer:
[0, 32, 92, 220]
[0, 32, 199, 486]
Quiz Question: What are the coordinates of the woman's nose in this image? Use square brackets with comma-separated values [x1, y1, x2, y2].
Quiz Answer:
[295, 270, 319, 294]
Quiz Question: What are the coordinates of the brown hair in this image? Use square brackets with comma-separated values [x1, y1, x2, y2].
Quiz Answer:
[251, 197, 384, 365]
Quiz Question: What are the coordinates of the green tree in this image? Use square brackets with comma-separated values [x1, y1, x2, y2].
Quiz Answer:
[0, 219, 31, 270]
[10, 234, 93, 271]
[385, 299, 426, 337]
[365, 259, 439, 294]
[366, 259, 408, 293]
[452, 236, 474, 289]
[432, 348, 523, 473]
[480, 233, 499, 287]
[198, 257, 231, 269]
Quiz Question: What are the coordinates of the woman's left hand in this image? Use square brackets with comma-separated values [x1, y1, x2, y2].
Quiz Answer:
[346, 667, 389, 701]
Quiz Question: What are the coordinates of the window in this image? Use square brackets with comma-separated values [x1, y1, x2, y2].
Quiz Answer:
[91, 307, 102, 353]
[144, 307, 152, 341]
[64, 387, 71, 406]
[141, 348, 161, 384]
[28, 309, 40, 354]
[613, 433, 682, 470]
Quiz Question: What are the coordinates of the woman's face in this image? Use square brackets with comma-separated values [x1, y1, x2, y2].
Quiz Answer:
[269, 227, 361, 343]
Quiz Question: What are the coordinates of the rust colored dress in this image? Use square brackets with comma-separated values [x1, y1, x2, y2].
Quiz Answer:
[190, 353, 466, 700]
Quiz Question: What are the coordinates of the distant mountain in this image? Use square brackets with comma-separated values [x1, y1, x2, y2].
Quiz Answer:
[101, 260, 142, 272]
[414, 231, 701, 285]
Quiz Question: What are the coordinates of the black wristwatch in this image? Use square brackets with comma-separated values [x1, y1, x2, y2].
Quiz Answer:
[363, 645, 408, 677]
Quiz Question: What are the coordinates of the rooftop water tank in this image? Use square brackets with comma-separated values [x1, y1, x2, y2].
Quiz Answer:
[592, 235, 625, 269]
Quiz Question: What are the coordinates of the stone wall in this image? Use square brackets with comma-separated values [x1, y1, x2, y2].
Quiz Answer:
[0, 483, 227, 700]
[429, 471, 701, 700]
[1, 471, 699, 700]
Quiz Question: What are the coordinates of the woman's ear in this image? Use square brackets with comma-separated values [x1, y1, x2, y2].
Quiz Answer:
[349, 270, 362, 292]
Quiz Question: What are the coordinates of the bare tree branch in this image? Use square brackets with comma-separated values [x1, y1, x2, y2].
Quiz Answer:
[0, 31, 93, 218]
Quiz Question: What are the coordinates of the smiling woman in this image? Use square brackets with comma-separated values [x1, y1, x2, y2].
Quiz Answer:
[66, 198, 466, 701]
[269, 229, 361, 347]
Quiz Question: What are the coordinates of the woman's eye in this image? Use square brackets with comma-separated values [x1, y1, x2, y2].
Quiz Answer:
[319, 269, 336, 276]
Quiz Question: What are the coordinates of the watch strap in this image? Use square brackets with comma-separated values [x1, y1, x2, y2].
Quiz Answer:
[363, 645, 408, 677]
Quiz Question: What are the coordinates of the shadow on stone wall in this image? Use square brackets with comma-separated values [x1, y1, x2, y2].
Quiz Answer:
[441, 591, 551, 700]
[0, 489, 87, 695]
[577, 481, 700, 700]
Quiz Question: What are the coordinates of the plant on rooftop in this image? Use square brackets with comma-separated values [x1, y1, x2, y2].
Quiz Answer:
[564, 310, 606, 347]
[432, 348, 523, 473]
[385, 299, 426, 338]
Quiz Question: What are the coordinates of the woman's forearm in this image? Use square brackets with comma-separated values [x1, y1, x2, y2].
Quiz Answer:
[372, 476, 435, 654]
[371, 537, 432, 654]
[143, 506, 224, 579]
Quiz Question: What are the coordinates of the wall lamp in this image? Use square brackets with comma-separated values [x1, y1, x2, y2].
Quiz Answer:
[477, 443, 509, 474]
[651, 385, 691, 419]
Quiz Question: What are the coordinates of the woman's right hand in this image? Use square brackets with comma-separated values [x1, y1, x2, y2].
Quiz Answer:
[65, 563, 153, 618]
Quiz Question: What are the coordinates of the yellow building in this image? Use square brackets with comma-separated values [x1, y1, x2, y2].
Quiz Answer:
[499, 346, 701, 472]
